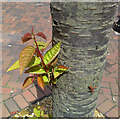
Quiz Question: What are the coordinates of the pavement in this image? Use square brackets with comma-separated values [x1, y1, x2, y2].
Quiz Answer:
[0, 2, 119, 118]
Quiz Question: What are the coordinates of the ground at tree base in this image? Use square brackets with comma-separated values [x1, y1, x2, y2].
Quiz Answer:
[11, 96, 105, 118]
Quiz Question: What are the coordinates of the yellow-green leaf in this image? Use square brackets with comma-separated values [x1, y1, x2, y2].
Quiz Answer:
[54, 67, 67, 79]
[51, 57, 58, 66]
[7, 56, 41, 72]
[19, 46, 35, 75]
[40, 110, 44, 117]
[34, 41, 49, 50]
[22, 76, 36, 89]
[47, 67, 67, 84]
[7, 60, 19, 72]
[33, 106, 45, 117]
[43, 75, 49, 82]
[33, 106, 40, 117]
[37, 76, 44, 90]
[27, 56, 41, 67]
[41, 67, 67, 84]
[24, 65, 46, 74]
[43, 41, 61, 65]
[20, 109, 30, 116]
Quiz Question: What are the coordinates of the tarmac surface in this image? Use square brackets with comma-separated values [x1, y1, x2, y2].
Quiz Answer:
[1, 2, 119, 117]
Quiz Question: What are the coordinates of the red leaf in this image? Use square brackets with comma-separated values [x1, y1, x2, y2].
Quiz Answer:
[37, 76, 44, 90]
[57, 65, 68, 69]
[88, 85, 97, 95]
[36, 32, 47, 40]
[21, 33, 32, 43]
[10, 111, 19, 115]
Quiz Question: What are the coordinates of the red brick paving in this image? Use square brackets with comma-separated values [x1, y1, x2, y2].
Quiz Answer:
[1, 94, 10, 103]
[1, 73, 11, 86]
[100, 81, 110, 88]
[97, 100, 116, 115]
[110, 83, 118, 96]
[1, 2, 119, 118]
[22, 90, 36, 103]
[96, 94, 107, 106]
[102, 76, 117, 82]
[13, 94, 29, 109]
[29, 86, 45, 99]
[29, 86, 38, 98]
[4, 98, 20, 113]
[1, 103, 10, 117]
[1, 87, 13, 95]
[102, 88, 111, 95]
[106, 106, 118, 117]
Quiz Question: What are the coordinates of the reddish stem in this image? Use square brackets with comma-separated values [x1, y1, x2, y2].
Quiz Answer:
[32, 32, 47, 72]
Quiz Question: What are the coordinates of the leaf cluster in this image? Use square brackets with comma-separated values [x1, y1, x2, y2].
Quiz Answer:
[7, 28, 68, 90]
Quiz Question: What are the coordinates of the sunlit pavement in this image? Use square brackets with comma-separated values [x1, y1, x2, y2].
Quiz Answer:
[1, 2, 119, 117]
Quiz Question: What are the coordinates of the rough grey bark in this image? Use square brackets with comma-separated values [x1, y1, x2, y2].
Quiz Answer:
[50, 2, 117, 117]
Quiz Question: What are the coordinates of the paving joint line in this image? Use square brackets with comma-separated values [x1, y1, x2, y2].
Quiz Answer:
[16, 75, 21, 83]
[96, 98, 108, 107]
[108, 82, 114, 100]
[12, 97, 21, 110]
[2, 96, 12, 103]
[28, 88, 37, 99]
[5, 74, 13, 87]
[3, 102, 11, 114]
[20, 93, 30, 105]
[104, 105, 117, 115]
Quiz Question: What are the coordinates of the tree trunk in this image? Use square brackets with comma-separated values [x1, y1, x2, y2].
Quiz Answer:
[50, 2, 117, 117]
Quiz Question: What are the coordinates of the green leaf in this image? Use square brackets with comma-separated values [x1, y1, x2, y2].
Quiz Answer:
[54, 67, 67, 79]
[20, 109, 30, 116]
[48, 67, 67, 84]
[33, 106, 45, 117]
[51, 78, 57, 84]
[22, 76, 36, 89]
[41, 67, 67, 84]
[27, 56, 41, 67]
[43, 75, 49, 82]
[7, 60, 19, 72]
[34, 41, 49, 50]
[24, 65, 46, 74]
[7, 56, 41, 72]
[43, 41, 61, 65]
[44, 82, 49, 86]
[40, 110, 44, 117]
[41, 74, 50, 84]
[48, 113, 52, 119]
[19, 46, 35, 75]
